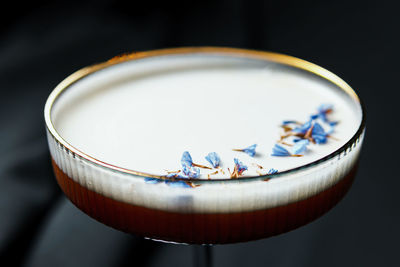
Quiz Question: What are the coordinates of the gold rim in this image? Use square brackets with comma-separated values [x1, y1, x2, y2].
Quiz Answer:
[44, 47, 365, 182]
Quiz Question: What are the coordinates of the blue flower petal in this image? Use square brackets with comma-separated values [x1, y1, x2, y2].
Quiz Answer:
[205, 152, 221, 168]
[292, 139, 309, 155]
[145, 178, 163, 184]
[312, 123, 328, 144]
[182, 165, 200, 178]
[271, 144, 291, 157]
[165, 172, 185, 178]
[292, 120, 312, 134]
[313, 134, 327, 144]
[282, 120, 297, 125]
[267, 168, 278, 175]
[312, 123, 326, 135]
[181, 151, 193, 168]
[242, 144, 257, 157]
[318, 104, 333, 114]
[316, 104, 334, 122]
[234, 158, 248, 173]
[165, 180, 192, 188]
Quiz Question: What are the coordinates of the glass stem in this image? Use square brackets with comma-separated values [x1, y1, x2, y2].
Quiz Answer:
[193, 244, 213, 267]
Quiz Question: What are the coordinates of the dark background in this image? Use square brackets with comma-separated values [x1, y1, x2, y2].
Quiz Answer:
[0, 0, 398, 266]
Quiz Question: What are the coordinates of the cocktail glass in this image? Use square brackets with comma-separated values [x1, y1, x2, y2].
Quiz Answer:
[44, 47, 365, 266]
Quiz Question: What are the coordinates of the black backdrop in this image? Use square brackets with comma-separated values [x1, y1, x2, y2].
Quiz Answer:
[1, 1, 399, 266]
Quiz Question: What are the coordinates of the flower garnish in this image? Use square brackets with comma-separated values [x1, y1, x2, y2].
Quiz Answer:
[256, 165, 278, 176]
[316, 104, 333, 122]
[311, 122, 328, 144]
[205, 152, 221, 168]
[145, 174, 194, 188]
[230, 158, 248, 178]
[291, 139, 310, 155]
[182, 165, 200, 178]
[310, 104, 338, 126]
[144, 178, 163, 184]
[271, 144, 303, 157]
[165, 172, 184, 178]
[261, 168, 279, 180]
[233, 144, 257, 157]
[282, 120, 300, 125]
[181, 151, 211, 169]
[234, 158, 248, 173]
[292, 120, 312, 135]
[181, 151, 193, 168]
[164, 180, 192, 188]
[267, 168, 278, 175]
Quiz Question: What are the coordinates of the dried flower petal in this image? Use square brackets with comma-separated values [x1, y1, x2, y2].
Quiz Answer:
[233, 144, 257, 157]
[181, 151, 211, 170]
[312, 122, 328, 144]
[311, 104, 333, 123]
[271, 144, 291, 157]
[282, 120, 298, 125]
[292, 120, 312, 134]
[205, 152, 221, 168]
[165, 180, 192, 188]
[282, 125, 293, 132]
[291, 139, 309, 155]
[181, 151, 193, 168]
[166, 172, 184, 178]
[182, 165, 200, 178]
[318, 104, 333, 114]
[144, 178, 163, 184]
[234, 158, 248, 174]
[230, 158, 248, 178]
[267, 168, 278, 174]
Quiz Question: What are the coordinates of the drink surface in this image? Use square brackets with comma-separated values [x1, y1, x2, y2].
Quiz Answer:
[51, 54, 362, 178]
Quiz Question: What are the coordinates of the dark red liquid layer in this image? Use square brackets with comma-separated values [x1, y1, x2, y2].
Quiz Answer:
[52, 159, 357, 244]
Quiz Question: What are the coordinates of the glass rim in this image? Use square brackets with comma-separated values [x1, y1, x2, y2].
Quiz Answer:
[44, 47, 366, 183]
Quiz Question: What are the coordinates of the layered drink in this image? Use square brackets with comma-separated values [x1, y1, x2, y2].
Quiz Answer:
[45, 48, 365, 244]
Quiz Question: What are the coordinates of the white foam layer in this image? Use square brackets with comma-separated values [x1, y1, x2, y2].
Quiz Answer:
[51, 54, 361, 178]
